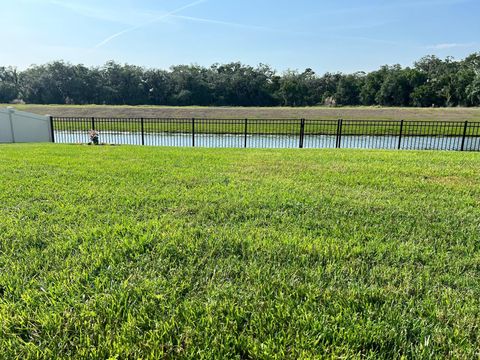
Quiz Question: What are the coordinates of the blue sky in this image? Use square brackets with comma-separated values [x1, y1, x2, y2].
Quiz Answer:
[1, 0, 479, 73]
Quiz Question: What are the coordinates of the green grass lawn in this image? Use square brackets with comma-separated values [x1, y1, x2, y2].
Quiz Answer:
[1, 144, 479, 359]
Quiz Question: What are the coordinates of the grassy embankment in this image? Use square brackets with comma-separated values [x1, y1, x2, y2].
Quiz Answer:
[4, 104, 480, 121]
[1, 144, 479, 359]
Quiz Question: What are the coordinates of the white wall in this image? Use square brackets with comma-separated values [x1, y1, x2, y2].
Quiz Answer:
[0, 108, 14, 143]
[0, 108, 52, 143]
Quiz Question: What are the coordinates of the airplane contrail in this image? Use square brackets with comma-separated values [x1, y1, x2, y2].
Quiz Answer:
[170, 15, 290, 33]
[171, 15, 393, 35]
[170, 15, 400, 45]
[92, 0, 207, 49]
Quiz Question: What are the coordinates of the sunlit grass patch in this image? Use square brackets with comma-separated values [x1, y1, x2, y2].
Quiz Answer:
[0, 144, 479, 359]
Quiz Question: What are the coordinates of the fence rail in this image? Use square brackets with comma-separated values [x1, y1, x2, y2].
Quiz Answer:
[50, 117, 480, 151]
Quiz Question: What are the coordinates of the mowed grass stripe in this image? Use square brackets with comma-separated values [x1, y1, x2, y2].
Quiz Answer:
[5, 104, 480, 122]
[0, 144, 479, 359]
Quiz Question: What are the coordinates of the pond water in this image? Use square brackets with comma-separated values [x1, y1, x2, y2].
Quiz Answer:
[54, 131, 480, 151]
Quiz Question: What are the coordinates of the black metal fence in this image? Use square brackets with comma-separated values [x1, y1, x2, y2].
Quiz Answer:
[51, 117, 480, 151]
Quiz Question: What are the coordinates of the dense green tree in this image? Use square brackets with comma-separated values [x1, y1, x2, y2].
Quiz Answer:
[410, 85, 440, 107]
[360, 67, 388, 105]
[141, 69, 173, 105]
[375, 65, 421, 106]
[0, 67, 19, 103]
[169, 65, 213, 105]
[414, 56, 462, 106]
[276, 69, 314, 106]
[2, 52, 480, 107]
[466, 74, 480, 105]
[100, 61, 147, 105]
[211, 63, 276, 106]
[335, 73, 364, 105]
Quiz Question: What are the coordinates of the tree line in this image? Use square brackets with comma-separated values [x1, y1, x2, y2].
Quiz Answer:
[1, 53, 480, 107]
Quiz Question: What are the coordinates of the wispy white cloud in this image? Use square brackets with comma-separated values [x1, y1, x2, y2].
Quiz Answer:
[91, 0, 207, 49]
[395, 0, 471, 7]
[170, 15, 300, 34]
[427, 43, 476, 50]
[39, 0, 405, 51]
[106, 14, 401, 49]
[42, 0, 454, 54]
[48, 0, 141, 25]
[171, 15, 393, 38]
[333, 35, 400, 46]
[310, 0, 471, 16]
[175, 16, 400, 46]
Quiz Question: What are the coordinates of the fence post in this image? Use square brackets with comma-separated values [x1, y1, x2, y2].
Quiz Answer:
[299, 118, 305, 148]
[336, 119, 343, 148]
[49, 115, 55, 143]
[140, 118, 145, 146]
[91, 117, 95, 130]
[460, 121, 468, 151]
[398, 119, 404, 150]
[244, 118, 248, 148]
[7, 107, 15, 143]
[192, 118, 195, 147]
